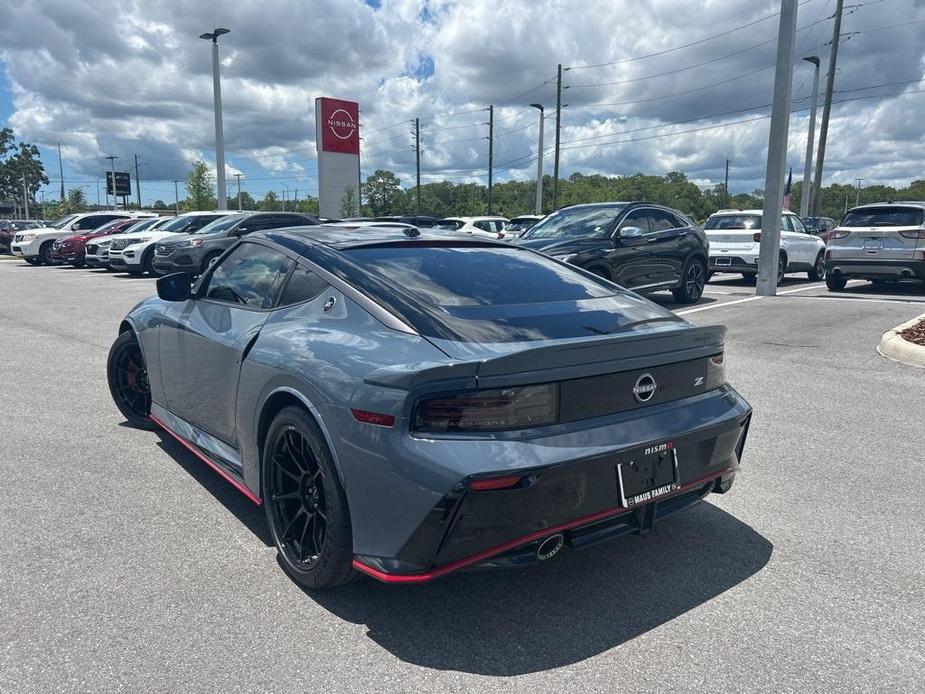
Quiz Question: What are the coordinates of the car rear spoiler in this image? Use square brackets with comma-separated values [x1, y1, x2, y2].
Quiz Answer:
[364, 324, 726, 391]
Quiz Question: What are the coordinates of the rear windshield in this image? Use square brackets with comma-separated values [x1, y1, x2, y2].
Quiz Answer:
[705, 215, 761, 230]
[330, 243, 662, 343]
[842, 207, 924, 227]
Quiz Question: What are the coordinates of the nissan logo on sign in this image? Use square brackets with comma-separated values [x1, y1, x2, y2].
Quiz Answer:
[318, 97, 360, 155]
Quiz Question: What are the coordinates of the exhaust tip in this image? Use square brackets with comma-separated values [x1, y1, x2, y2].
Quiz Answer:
[536, 533, 565, 561]
[901, 269, 913, 278]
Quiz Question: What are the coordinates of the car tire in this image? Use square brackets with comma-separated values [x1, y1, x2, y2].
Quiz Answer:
[263, 406, 356, 590]
[777, 254, 786, 284]
[71, 260, 85, 269]
[808, 252, 826, 281]
[106, 331, 154, 429]
[142, 248, 158, 276]
[826, 273, 847, 291]
[24, 257, 42, 266]
[39, 241, 56, 265]
[201, 251, 222, 275]
[671, 257, 707, 304]
[742, 272, 757, 282]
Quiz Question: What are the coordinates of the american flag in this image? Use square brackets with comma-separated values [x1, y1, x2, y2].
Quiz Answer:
[782, 167, 792, 210]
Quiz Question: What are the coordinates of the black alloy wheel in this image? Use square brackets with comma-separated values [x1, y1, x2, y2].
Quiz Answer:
[263, 407, 355, 589]
[808, 252, 826, 282]
[672, 258, 707, 304]
[106, 331, 154, 429]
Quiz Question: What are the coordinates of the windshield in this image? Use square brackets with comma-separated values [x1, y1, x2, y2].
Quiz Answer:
[438, 219, 465, 231]
[47, 214, 80, 229]
[842, 207, 924, 227]
[122, 218, 159, 234]
[158, 214, 222, 233]
[194, 216, 242, 235]
[523, 205, 624, 239]
[705, 214, 762, 230]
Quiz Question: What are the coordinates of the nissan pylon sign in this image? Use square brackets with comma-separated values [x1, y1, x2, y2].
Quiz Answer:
[315, 97, 360, 218]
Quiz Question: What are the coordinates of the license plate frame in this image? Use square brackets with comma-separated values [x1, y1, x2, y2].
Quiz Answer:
[715, 256, 732, 266]
[864, 238, 882, 251]
[616, 445, 680, 508]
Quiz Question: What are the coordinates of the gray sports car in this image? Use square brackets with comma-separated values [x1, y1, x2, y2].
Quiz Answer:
[107, 224, 752, 588]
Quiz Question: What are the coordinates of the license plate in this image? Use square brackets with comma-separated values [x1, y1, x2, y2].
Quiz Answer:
[616, 443, 680, 508]
[715, 256, 732, 266]
[864, 238, 881, 250]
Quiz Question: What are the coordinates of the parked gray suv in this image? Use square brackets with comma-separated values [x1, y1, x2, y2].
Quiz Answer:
[825, 202, 925, 290]
[153, 212, 319, 276]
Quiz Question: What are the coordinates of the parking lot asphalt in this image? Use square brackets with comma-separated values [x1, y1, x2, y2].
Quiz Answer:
[1, 261, 924, 693]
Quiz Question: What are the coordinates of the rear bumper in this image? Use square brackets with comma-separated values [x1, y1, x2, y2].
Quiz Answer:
[826, 258, 925, 280]
[353, 395, 752, 583]
[709, 254, 759, 273]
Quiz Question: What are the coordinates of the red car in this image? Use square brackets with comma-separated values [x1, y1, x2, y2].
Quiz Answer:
[52, 218, 144, 267]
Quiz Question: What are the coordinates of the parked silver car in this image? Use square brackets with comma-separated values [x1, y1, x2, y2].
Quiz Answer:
[825, 202, 925, 289]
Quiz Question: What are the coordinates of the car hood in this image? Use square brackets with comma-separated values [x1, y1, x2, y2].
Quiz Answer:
[157, 233, 195, 246]
[117, 230, 177, 242]
[513, 237, 611, 255]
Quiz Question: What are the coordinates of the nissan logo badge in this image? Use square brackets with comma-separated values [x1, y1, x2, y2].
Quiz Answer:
[632, 373, 657, 403]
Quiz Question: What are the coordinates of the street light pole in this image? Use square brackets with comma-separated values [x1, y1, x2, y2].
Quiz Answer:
[22, 174, 29, 220]
[200, 28, 230, 210]
[172, 180, 180, 214]
[756, 0, 798, 297]
[812, 0, 844, 215]
[235, 173, 242, 211]
[487, 105, 494, 215]
[57, 141, 65, 203]
[855, 178, 863, 207]
[530, 103, 545, 214]
[553, 64, 562, 211]
[105, 155, 118, 210]
[800, 56, 821, 218]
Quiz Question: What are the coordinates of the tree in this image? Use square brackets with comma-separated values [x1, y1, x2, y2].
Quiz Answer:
[238, 191, 257, 210]
[259, 191, 281, 211]
[60, 188, 87, 214]
[362, 169, 403, 216]
[0, 128, 48, 216]
[185, 160, 215, 210]
[340, 186, 358, 217]
[152, 199, 168, 210]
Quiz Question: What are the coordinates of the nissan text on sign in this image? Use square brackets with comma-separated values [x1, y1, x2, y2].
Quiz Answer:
[315, 97, 360, 218]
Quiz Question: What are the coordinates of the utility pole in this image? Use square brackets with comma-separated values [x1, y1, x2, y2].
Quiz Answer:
[133, 154, 142, 209]
[105, 155, 118, 210]
[855, 178, 863, 207]
[57, 141, 65, 203]
[414, 117, 421, 216]
[235, 173, 242, 210]
[96, 179, 101, 207]
[756, 0, 798, 297]
[172, 180, 180, 214]
[22, 174, 30, 220]
[200, 28, 230, 210]
[800, 56, 821, 217]
[487, 105, 494, 215]
[811, 0, 844, 215]
[723, 159, 730, 208]
[530, 104, 545, 214]
[294, 188, 299, 212]
[553, 64, 563, 211]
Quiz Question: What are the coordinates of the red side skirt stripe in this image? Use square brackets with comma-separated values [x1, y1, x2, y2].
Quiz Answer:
[150, 413, 262, 506]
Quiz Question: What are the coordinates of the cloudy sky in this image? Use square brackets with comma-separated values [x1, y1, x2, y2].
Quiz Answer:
[1, 0, 923, 206]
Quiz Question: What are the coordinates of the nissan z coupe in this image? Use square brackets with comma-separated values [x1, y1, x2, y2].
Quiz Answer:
[108, 224, 752, 588]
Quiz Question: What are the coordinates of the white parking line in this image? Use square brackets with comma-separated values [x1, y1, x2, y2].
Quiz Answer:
[676, 281, 864, 315]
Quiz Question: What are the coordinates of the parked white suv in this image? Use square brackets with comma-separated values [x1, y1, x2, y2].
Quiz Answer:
[11, 211, 156, 265]
[439, 216, 511, 240]
[825, 202, 925, 290]
[704, 209, 827, 283]
[108, 210, 242, 275]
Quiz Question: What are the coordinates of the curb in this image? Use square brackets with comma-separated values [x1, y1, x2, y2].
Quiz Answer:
[877, 312, 925, 369]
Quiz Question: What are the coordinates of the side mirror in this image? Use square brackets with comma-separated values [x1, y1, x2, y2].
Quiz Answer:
[619, 226, 645, 242]
[156, 272, 192, 302]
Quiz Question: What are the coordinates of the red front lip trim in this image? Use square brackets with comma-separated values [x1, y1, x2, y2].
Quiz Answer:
[149, 413, 262, 505]
[352, 466, 736, 584]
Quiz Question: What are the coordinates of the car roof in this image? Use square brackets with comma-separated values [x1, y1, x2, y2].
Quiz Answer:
[442, 216, 509, 222]
[849, 201, 925, 210]
[261, 224, 509, 254]
[710, 209, 797, 215]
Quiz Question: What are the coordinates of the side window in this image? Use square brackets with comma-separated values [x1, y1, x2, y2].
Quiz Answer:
[76, 215, 118, 230]
[188, 215, 223, 233]
[267, 215, 304, 230]
[203, 243, 293, 309]
[237, 216, 273, 235]
[618, 209, 650, 233]
[789, 216, 807, 233]
[780, 215, 794, 232]
[279, 265, 330, 306]
[474, 220, 491, 232]
[646, 210, 679, 232]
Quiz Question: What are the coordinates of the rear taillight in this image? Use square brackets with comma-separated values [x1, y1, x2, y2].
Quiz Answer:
[470, 476, 523, 491]
[898, 230, 925, 239]
[829, 229, 851, 240]
[706, 352, 726, 389]
[752, 232, 761, 243]
[413, 384, 559, 433]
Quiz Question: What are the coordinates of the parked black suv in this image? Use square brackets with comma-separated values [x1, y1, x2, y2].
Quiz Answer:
[514, 202, 709, 303]
[153, 212, 319, 276]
